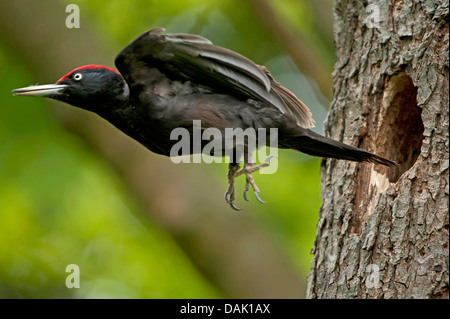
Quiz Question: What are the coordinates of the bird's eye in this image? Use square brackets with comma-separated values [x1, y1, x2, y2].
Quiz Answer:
[73, 73, 83, 81]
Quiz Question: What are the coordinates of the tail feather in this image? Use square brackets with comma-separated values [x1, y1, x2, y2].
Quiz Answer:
[291, 129, 398, 168]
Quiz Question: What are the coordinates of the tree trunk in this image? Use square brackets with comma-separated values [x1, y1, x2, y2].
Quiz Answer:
[307, 0, 449, 299]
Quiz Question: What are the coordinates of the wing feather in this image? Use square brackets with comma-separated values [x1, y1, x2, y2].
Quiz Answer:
[115, 27, 314, 128]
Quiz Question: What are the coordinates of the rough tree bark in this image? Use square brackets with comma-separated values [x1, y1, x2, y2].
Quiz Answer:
[307, 0, 449, 298]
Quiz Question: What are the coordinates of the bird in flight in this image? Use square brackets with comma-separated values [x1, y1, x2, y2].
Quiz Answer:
[13, 28, 397, 210]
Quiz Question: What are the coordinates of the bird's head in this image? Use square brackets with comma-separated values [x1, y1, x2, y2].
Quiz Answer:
[13, 65, 128, 112]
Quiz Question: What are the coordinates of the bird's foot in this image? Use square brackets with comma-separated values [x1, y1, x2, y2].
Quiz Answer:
[241, 155, 277, 204]
[224, 163, 242, 211]
[224, 155, 277, 210]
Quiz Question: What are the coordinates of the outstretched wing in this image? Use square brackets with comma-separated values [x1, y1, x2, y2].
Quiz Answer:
[115, 27, 314, 128]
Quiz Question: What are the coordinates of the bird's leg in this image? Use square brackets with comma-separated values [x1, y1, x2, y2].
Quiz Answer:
[224, 163, 242, 211]
[240, 155, 277, 204]
[242, 163, 263, 203]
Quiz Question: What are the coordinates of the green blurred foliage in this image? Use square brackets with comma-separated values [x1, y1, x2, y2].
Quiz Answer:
[0, 41, 221, 298]
[1, 0, 333, 298]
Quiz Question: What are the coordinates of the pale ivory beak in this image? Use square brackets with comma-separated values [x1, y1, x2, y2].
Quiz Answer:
[12, 84, 68, 97]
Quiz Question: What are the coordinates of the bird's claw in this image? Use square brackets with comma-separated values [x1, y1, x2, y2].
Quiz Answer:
[264, 154, 278, 163]
[243, 186, 249, 201]
[255, 191, 266, 204]
[243, 178, 266, 204]
[225, 194, 242, 211]
[243, 188, 250, 202]
[224, 184, 242, 211]
[229, 202, 242, 211]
